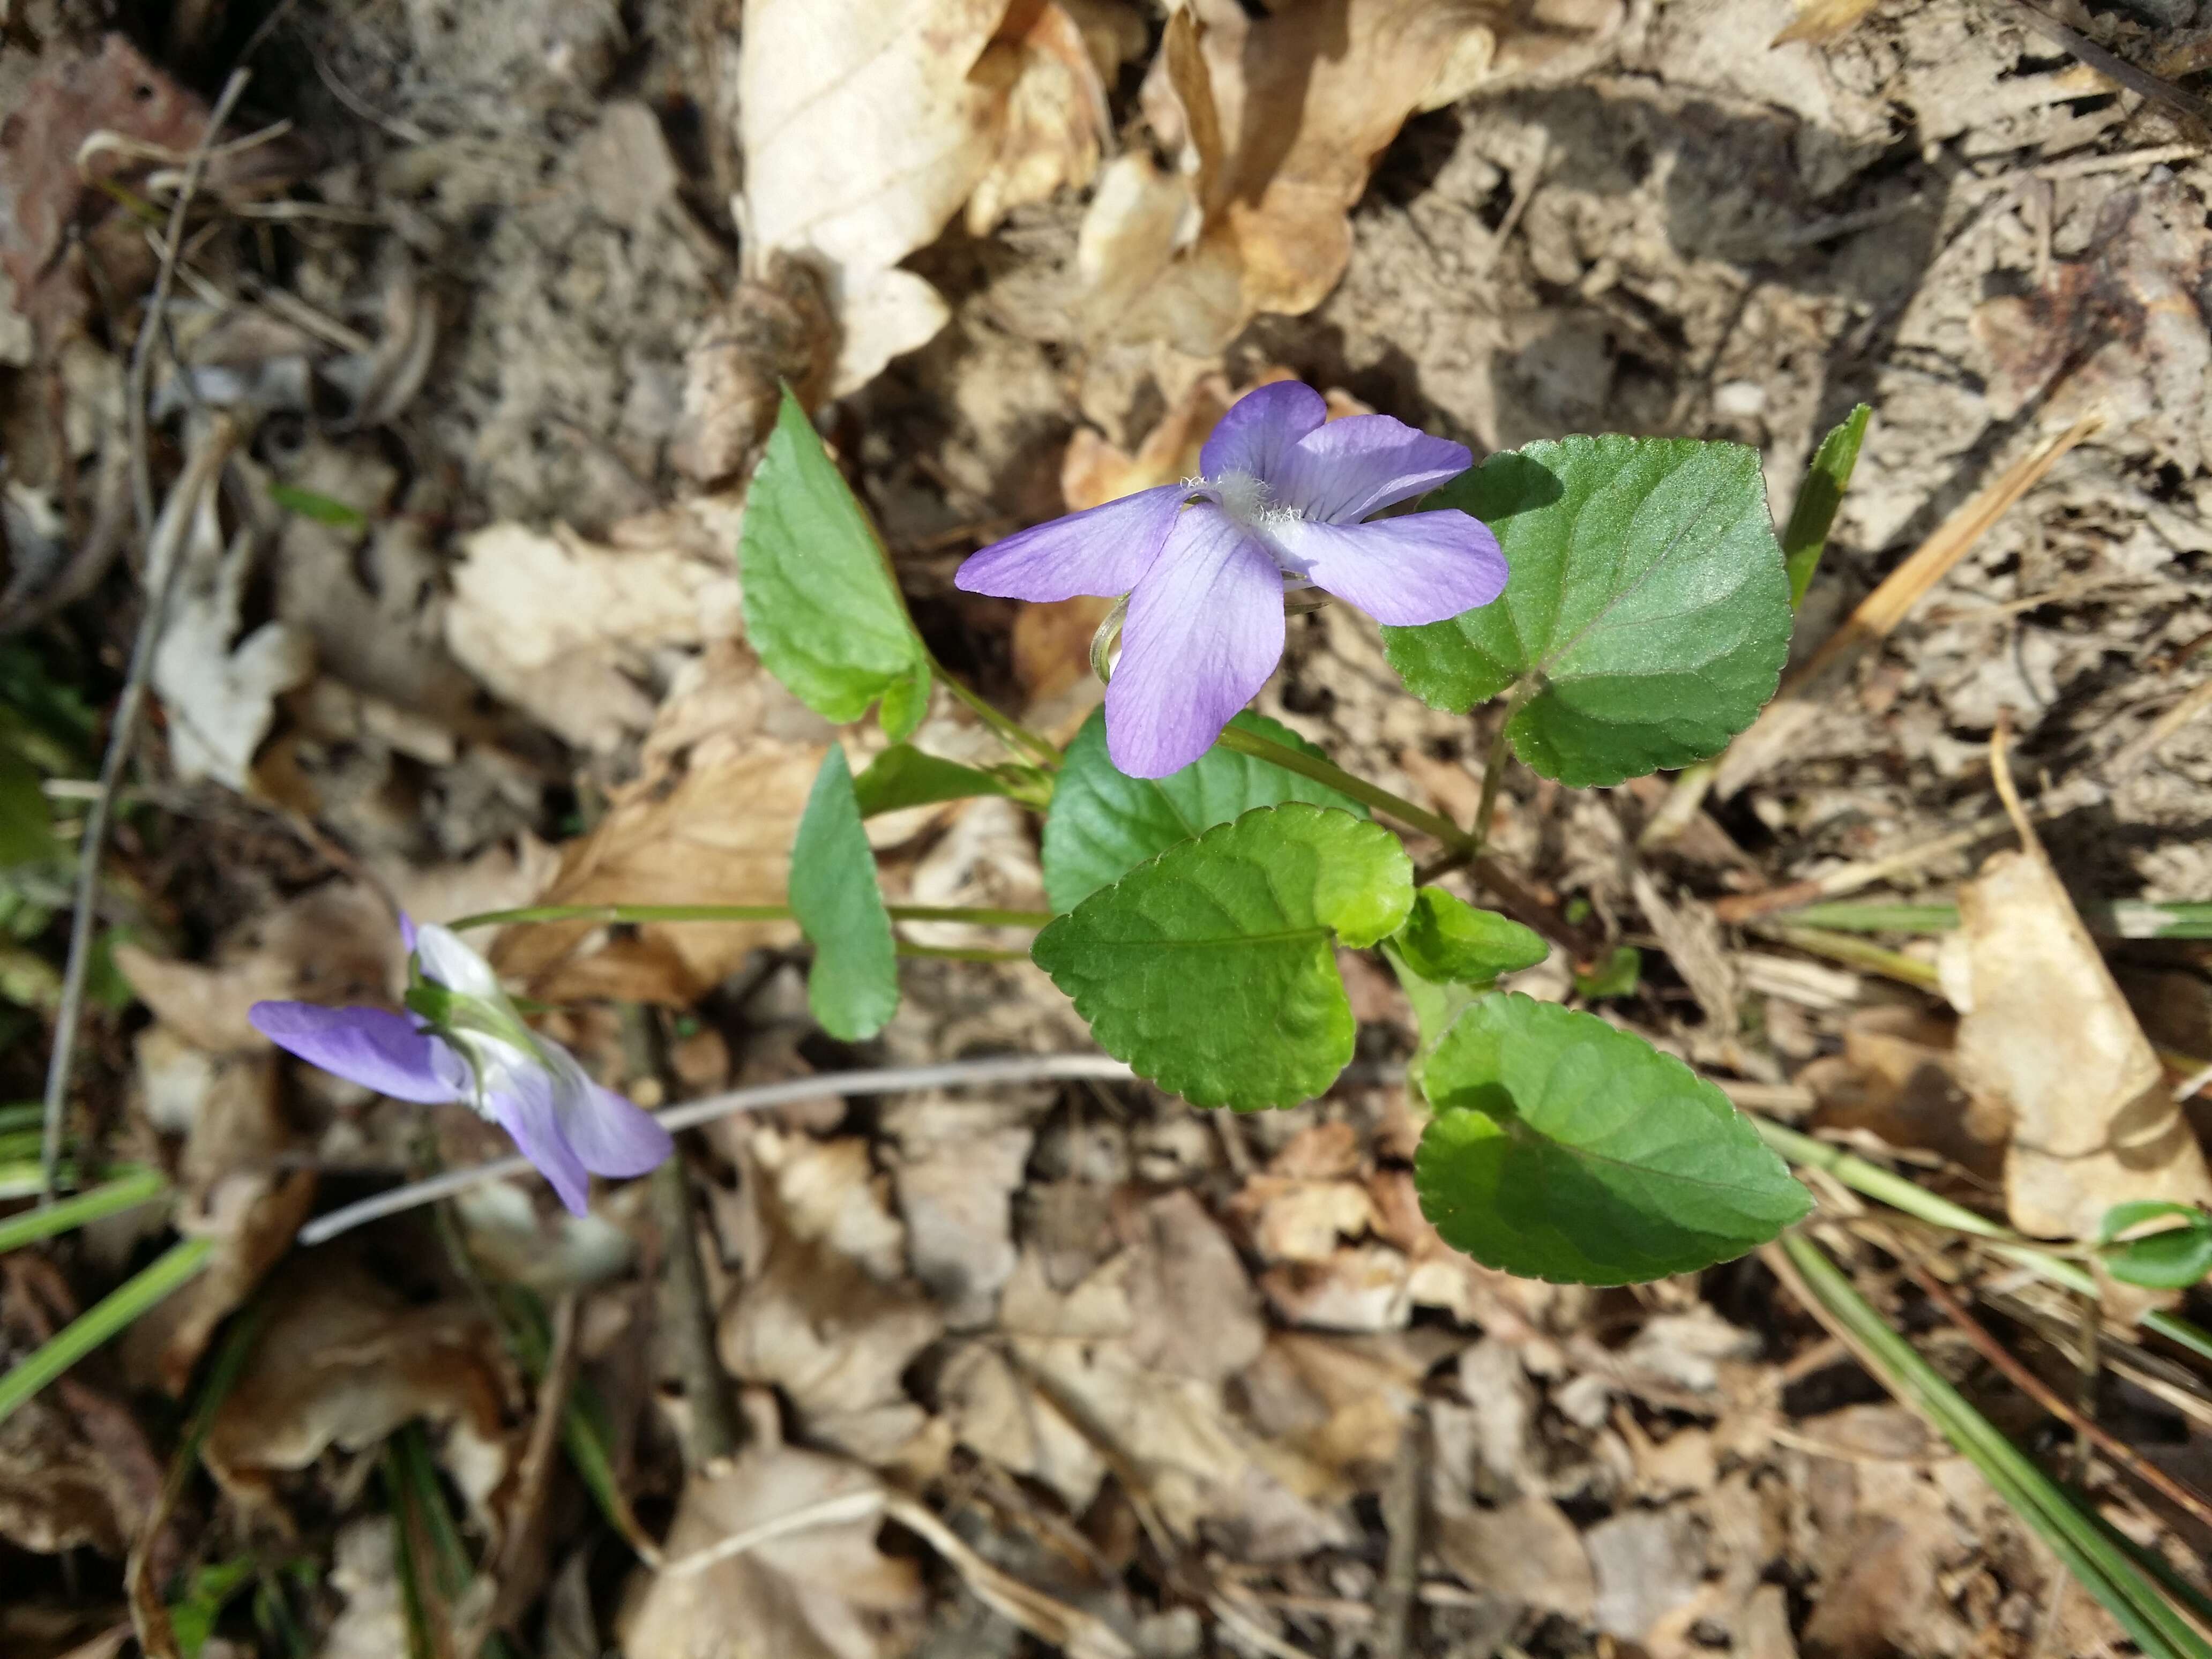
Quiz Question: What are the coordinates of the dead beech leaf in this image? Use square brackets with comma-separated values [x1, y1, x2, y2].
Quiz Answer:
[116, 880, 400, 1053]
[974, 1224, 1346, 1558]
[0, 35, 210, 344]
[495, 641, 828, 1004]
[718, 1129, 943, 1468]
[124, 1030, 313, 1394]
[203, 1255, 512, 1527]
[1946, 836, 2212, 1240]
[967, 2, 1114, 235]
[739, 0, 1104, 395]
[1082, 0, 1612, 352]
[444, 515, 743, 754]
[1433, 1495, 1595, 1624]
[673, 255, 838, 486]
[619, 1394, 925, 1659]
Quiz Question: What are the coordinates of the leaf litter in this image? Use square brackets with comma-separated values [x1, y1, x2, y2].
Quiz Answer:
[6, 0, 2212, 1654]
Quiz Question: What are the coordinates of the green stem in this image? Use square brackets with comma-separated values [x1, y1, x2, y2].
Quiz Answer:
[930, 656, 1062, 771]
[0, 1236, 213, 1428]
[1759, 1119, 2212, 1365]
[447, 900, 1054, 932]
[1214, 722, 1476, 851]
[1470, 696, 1522, 862]
[1782, 1234, 2212, 1659]
[0, 1167, 168, 1253]
[895, 940, 1030, 963]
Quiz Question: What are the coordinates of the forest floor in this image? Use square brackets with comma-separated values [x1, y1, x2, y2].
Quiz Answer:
[3, 1, 2212, 1656]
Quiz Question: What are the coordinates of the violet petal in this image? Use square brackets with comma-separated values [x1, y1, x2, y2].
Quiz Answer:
[1269, 415, 1472, 524]
[565, 1084, 675, 1177]
[954, 483, 1189, 602]
[487, 1067, 593, 1215]
[248, 1001, 466, 1104]
[1199, 380, 1326, 483]
[1106, 504, 1286, 778]
[1269, 510, 1508, 626]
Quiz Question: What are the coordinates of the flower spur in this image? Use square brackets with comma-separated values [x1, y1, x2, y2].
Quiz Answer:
[955, 380, 1507, 776]
[250, 918, 672, 1215]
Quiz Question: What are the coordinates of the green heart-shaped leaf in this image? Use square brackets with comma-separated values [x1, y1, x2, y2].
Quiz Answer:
[1415, 993, 1810, 1284]
[1033, 804, 1412, 1110]
[790, 746, 899, 1040]
[1041, 709, 1366, 913]
[1384, 437, 1792, 786]
[741, 388, 931, 739]
[1383, 889, 1549, 1085]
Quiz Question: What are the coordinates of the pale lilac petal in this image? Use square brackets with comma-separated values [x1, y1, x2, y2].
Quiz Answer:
[1267, 510, 1507, 626]
[1107, 505, 1286, 778]
[955, 484, 1189, 602]
[249, 1001, 466, 1104]
[399, 913, 419, 953]
[1269, 415, 1472, 524]
[1200, 380, 1327, 483]
[564, 1085, 675, 1177]
[487, 1068, 593, 1215]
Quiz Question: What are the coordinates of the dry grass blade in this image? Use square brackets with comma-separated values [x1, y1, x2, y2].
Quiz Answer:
[1708, 410, 2102, 802]
[880, 1493, 1137, 1659]
[1898, 1255, 2212, 1534]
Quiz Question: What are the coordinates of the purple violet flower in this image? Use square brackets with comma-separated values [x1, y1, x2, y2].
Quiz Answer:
[955, 380, 1507, 776]
[249, 919, 672, 1215]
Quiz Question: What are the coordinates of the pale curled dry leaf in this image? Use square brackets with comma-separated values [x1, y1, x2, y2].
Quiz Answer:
[1945, 842, 2212, 1240]
[619, 1396, 924, 1659]
[1080, 0, 1619, 353]
[202, 1255, 513, 1527]
[152, 491, 316, 793]
[738, 0, 1112, 395]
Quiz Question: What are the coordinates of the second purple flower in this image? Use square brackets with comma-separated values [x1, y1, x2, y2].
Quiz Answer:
[955, 380, 1507, 777]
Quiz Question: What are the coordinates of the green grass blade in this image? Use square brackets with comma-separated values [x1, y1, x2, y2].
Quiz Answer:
[1757, 1120, 2212, 1365]
[1785, 899, 2212, 940]
[1783, 1234, 2212, 1658]
[0, 1236, 212, 1428]
[0, 1167, 168, 1253]
[1783, 403, 1870, 606]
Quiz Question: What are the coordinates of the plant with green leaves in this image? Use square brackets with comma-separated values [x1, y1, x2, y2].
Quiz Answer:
[247, 385, 1888, 1288]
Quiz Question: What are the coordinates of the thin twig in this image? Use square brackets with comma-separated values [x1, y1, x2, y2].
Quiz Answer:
[40, 71, 250, 1204]
[38, 418, 237, 1204]
[1372, 1405, 1426, 1659]
[1901, 1256, 2212, 1533]
[296, 1054, 1135, 1245]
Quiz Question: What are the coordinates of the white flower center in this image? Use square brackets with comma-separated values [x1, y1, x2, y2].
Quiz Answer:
[1193, 469, 1310, 582]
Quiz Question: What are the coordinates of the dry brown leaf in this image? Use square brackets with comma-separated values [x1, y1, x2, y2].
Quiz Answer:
[496, 641, 827, 1004]
[1432, 1495, 1595, 1624]
[0, 36, 210, 345]
[718, 1129, 943, 1468]
[443, 515, 743, 754]
[116, 880, 400, 1053]
[976, 1229, 1347, 1557]
[739, 1, 1107, 394]
[1795, 1007, 2004, 1183]
[1586, 1504, 1713, 1646]
[1236, 1332, 1426, 1491]
[966, 2, 1114, 235]
[203, 1254, 512, 1526]
[887, 1099, 1033, 1329]
[1770, 0, 1882, 44]
[619, 1393, 925, 1659]
[1946, 832, 2212, 1240]
[1079, 0, 1615, 353]
[124, 1031, 314, 1394]
[0, 1389, 148, 1558]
